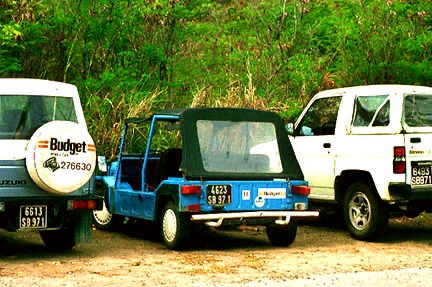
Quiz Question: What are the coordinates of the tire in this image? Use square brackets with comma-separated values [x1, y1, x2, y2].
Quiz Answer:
[39, 229, 76, 251]
[92, 200, 113, 230]
[343, 182, 389, 241]
[266, 219, 297, 247]
[161, 201, 191, 250]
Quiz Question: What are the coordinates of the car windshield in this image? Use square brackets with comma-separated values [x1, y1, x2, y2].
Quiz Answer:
[404, 94, 432, 127]
[197, 120, 283, 173]
[0, 95, 77, 139]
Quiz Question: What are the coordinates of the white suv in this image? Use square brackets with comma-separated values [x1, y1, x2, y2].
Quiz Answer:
[287, 84, 432, 240]
[0, 78, 102, 250]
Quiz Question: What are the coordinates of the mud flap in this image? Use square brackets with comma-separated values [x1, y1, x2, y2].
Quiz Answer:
[74, 210, 92, 244]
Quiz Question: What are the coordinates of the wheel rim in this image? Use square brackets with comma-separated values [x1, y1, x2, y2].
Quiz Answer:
[162, 209, 177, 243]
[93, 202, 112, 225]
[348, 191, 371, 231]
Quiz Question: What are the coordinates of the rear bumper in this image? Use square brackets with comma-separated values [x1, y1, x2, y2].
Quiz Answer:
[0, 195, 104, 210]
[0, 195, 103, 231]
[389, 183, 432, 200]
[190, 210, 319, 227]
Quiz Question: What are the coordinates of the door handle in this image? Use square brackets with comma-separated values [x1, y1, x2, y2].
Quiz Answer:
[323, 143, 331, 148]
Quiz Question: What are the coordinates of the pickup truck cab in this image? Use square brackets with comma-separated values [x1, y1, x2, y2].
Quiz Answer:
[287, 84, 432, 241]
[94, 108, 318, 250]
[0, 78, 102, 250]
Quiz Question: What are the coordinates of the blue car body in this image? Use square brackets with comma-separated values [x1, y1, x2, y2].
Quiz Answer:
[96, 108, 318, 249]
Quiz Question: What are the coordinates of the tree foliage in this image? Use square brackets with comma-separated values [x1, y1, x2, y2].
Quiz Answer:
[0, 0, 431, 158]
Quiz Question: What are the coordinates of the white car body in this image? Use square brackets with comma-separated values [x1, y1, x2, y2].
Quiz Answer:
[288, 84, 432, 240]
[0, 78, 101, 250]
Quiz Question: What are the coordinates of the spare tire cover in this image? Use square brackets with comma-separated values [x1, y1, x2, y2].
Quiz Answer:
[26, 121, 96, 195]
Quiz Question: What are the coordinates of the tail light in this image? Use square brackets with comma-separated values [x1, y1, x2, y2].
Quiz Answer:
[187, 204, 200, 212]
[181, 185, 201, 212]
[71, 199, 97, 210]
[292, 185, 311, 196]
[181, 185, 201, 195]
[393, 146, 406, 174]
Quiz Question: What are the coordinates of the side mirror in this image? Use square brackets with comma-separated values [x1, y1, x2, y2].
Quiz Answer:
[285, 123, 294, 135]
[97, 156, 108, 173]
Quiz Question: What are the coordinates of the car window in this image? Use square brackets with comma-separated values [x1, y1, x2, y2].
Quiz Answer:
[296, 96, 342, 136]
[122, 121, 151, 155]
[149, 121, 182, 151]
[404, 94, 432, 127]
[0, 95, 77, 139]
[197, 120, 282, 173]
[353, 95, 390, 127]
[122, 120, 181, 155]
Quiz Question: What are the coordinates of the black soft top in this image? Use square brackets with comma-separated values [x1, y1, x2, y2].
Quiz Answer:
[175, 108, 304, 180]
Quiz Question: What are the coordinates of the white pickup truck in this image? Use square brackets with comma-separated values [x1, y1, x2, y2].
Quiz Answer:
[287, 84, 432, 241]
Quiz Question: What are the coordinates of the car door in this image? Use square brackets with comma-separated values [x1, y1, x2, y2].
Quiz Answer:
[114, 118, 158, 220]
[404, 93, 432, 189]
[289, 96, 342, 200]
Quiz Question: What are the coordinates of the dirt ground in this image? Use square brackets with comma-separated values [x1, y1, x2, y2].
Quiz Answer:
[0, 216, 432, 286]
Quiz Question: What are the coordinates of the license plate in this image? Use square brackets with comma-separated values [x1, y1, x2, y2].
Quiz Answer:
[411, 162, 432, 185]
[206, 184, 232, 205]
[19, 205, 48, 229]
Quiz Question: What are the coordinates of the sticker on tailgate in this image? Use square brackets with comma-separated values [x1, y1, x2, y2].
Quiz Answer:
[258, 188, 287, 198]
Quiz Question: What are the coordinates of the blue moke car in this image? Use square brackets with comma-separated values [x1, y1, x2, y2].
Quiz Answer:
[94, 108, 318, 250]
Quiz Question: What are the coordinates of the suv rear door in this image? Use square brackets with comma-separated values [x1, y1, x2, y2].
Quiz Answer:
[403, 93, 432, 192]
